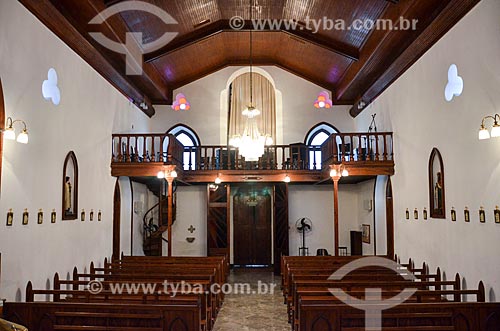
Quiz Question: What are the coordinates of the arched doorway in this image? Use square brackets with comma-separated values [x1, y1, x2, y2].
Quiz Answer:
[386, 177, 394, 259]
[0, 78, 5, 193]
[112, 179, 121, 259]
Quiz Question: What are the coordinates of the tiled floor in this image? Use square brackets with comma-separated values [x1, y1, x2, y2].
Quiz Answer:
[212, 268, 290, 331]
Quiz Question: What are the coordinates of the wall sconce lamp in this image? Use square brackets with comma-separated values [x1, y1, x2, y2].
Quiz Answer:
[2, 117, 29, 144]
[479, 114, 500, 140]
[330, 166, 349, 178]
[284, 174, 291, 183]
[214, 175, 222, 185]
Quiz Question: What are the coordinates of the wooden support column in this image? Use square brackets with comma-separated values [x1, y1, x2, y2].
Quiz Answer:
[332, 177, 340, 256]
[330, 164, 344, 256]
[166, 176, 174, 257]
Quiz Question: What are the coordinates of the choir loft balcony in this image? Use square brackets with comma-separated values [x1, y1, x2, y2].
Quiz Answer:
[110, 132, 395, 183]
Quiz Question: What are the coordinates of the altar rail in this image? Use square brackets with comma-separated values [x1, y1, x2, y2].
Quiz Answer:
[110, 132, 394, 172]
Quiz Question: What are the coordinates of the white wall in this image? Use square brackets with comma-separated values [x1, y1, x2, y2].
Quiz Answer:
[288, 185, 360, 256]
[0, 1, 149, 301]
[374, 176, 388, 256]
[119, 180, 152, 256]
[356, 180, 375, 255]
[354, 0, 500, 300]
[150, 66, 354, 144]
[170, 186, 207, 256]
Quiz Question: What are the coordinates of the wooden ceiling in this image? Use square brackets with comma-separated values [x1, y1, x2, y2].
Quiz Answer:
[19, 0, 479, 117]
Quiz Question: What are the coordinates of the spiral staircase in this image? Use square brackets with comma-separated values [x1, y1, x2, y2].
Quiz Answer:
[141, 179, 176, 256]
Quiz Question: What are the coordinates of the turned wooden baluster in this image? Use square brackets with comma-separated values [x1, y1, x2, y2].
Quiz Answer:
[151, 136, 156, 162]
[125, 137, 130, 162]
[134, 137, 138, 162]
[281, 146, 285, 169]
[349, 134, 354, 161]
[383, 134, 388, 161]
[111, 137, 116, 162]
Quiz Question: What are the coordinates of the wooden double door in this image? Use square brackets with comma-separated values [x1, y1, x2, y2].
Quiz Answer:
[233, 185, 272, 266]
[207, 183, 289, 272]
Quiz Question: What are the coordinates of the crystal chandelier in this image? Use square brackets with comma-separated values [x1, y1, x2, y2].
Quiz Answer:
[229, 1, 272, 161]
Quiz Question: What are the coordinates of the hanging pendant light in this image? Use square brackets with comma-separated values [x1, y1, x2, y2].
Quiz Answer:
[235, 0, 271, 161]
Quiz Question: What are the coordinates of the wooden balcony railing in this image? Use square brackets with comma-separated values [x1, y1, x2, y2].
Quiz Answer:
[110, 132, 394, 174]
[321, 132, 394, 167]
[111, 133, 184, 170]
[183, 144, 322, 171]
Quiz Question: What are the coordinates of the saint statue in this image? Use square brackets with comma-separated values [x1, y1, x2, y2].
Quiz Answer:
[434, 172, 443, 210]
[64, 176, 72, 213]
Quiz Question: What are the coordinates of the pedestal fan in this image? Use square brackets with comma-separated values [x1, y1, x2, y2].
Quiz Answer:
[295, 217, 313, 256]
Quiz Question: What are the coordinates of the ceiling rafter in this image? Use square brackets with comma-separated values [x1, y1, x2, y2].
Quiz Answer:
[18, 0, 159, 116]
[335, 0, 415, 101]
[144, 20, 359, 64]
[19, 0, 479, 118]
[349, 0, 480, 117]
[19, 0, 179, 116]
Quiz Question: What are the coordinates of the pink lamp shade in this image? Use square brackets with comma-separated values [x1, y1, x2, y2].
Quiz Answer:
[314, 91, 333, 109]
[172, 93, 191, 111]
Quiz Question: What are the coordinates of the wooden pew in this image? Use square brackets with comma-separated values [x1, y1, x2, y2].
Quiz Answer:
[53, 272, 216, 330]
[297, 301, 500, 331]
[3, 301, 202, 331]
[283, 255, 494, 331]
[119, 255, 229, 279]
[85, 263, 222, 320]
[3, 256, 227, 331]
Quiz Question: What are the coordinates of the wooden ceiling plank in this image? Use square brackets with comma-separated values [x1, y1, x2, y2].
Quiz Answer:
[349, 0, 480, 117]
[145, 20, 359, 64]
[145, 20, 227, 63]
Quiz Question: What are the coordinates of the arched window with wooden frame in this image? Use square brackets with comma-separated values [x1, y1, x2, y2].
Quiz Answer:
[305, 122, 339, 170]
[167, 124, 200, 170]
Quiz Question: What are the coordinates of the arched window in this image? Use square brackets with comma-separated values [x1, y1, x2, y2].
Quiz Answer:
[305, 123, 338, 170]
[167, 124, 200, 170]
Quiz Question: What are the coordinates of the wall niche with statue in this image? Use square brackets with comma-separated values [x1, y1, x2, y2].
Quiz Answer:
[428, 148, 445, 219]
[62, 151, 78, 220]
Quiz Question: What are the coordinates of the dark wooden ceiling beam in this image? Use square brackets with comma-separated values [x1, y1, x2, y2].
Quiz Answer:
[335, 0, 414, 102]
[347, 0, 480, 117]
[103, 0, 125, 6]
[145, 20, 359, 63]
